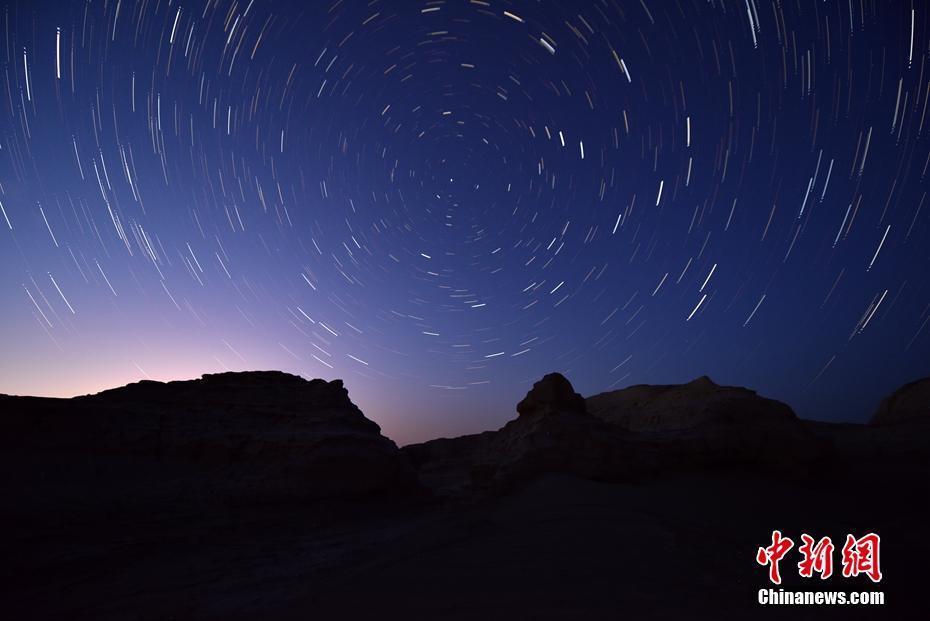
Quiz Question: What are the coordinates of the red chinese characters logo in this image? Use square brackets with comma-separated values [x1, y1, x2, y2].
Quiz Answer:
[798, 534, 834, 579]
[756, 531, 881, 584]
[756, 530, 794, 584]
[841, 533, 882, 583]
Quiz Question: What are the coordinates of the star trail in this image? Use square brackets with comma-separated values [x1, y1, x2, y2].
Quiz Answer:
[1, 0, 928, 443]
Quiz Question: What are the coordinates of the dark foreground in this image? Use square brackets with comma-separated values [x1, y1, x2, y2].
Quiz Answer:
[2, 372, 928, 619]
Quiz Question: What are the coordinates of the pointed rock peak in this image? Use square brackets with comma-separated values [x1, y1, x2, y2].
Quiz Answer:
[688, 375, 718, 388]
[517, 372, 586, 417]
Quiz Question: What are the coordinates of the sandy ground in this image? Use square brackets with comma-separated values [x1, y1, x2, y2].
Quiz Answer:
[5, 461, 924, 620]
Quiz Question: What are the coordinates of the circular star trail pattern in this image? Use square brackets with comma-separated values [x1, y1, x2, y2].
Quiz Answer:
[1, 0, 928, 442]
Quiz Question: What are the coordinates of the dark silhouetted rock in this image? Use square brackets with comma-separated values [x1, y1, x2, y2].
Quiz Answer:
[586, 375, 792, 431]
[407, 373, 824, 495]
[515, 372, 586, 417]
[586, 375, 822, 471]
[11, 450, 930, 620]
[406, 373, 632, 494]
[870, 377, 930, 425]
[408, 374, 637, 494]
[402, 431, 497, 496]
[0, 371, 419, 515]
[473, 400, 630, 491]
[5, 371, 930, 619]
[471, 373, 631, 488]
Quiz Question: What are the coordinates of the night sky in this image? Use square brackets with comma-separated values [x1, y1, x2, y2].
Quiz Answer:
[1, 0, 928, 444]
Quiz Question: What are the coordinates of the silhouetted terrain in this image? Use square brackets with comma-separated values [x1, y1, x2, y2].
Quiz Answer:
[2, 372, 928, 619]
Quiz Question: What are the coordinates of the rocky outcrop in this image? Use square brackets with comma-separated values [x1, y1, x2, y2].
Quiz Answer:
[870, 377, 930, 425]
[0, 371, 419, 512]
[406, 373, 824, 495]
[586, 375, 794, 431]
[6, 372, 930, 619]
[12, 370, 914, 511]
[516, 372, 586, 417]
[586, 375, 822, 471]
[472, 374, 632, 490]
[405, 374, 632, 494]
[402, 431, 497, 496]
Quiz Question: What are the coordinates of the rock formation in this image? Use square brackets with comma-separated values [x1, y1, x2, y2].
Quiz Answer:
[585, 375, 791, 430]
[585, 375, 822, 471]
[4, 371, 929, 619]
[406, 373, 825, 495]
[870, 376, 930, 425]
[0, 371, 419, 513]
[405, 373, 629, 494]
[515, 372, 587, 417]
[5, 370, 927, 509]
[473, 373, 632, 490]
